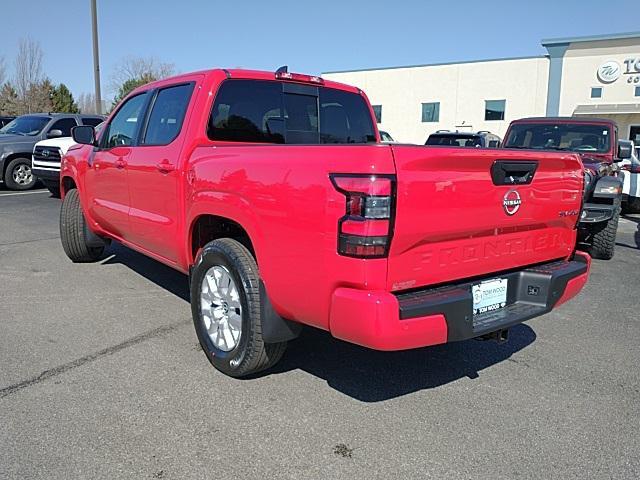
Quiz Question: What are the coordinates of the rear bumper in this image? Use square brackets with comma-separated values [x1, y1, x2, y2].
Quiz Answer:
[329, 251, 590, 351]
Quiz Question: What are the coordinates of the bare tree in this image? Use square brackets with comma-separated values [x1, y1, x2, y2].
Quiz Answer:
[14, 38, 44, 113]
[108, 55, 175, 93]
[77, 92, 98, 114]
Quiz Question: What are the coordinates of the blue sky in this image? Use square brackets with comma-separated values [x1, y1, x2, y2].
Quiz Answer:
[0, 0, 637, 100]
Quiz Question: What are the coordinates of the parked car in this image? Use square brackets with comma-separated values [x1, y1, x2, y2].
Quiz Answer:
[425, 130, 501, 148]
[503, 117, 630, 260]
[0, 113, 103, 190]
[619, 140, 640, 213]
[60, 67, 590, 378]
[0, 116, 15, 129]
[32, 122, 104, 197]
[379, 130, 395, 142]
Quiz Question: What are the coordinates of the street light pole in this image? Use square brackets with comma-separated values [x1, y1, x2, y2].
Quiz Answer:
[90, 0, 102, 114]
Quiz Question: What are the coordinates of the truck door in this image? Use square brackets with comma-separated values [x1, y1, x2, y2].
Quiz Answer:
[125, 81, 197, 263]
[84, 91, 149, 238]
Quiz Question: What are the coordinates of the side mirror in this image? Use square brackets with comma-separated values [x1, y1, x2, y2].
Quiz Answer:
[72, 125, 96, 146]
[47, 129, 63, 138]
[617, 141, 632, 161]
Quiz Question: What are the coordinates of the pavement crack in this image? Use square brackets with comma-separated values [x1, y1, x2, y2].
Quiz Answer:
[0, 320, 188, 400]
[0, 236, 60, 247]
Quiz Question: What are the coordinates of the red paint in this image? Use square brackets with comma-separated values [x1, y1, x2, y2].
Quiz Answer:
[555, 251, 591, 308]
[60, 68, 591, 352]
[329, 288, 448, 350]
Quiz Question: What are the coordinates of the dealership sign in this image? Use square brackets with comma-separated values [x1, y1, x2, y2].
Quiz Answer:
[597, 58, 640, 84]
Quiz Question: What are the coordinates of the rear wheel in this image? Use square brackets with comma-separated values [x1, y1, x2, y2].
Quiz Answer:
[59, 189, 105, 262]
[191, 238, 287, 377]
[42, 181, 60, 198]
[4, 157, 36, 190]
[626, 196, 640, 214]
[589, 202, 620, 260]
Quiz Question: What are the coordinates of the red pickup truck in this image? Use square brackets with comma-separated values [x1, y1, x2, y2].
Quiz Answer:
[60, 67, 591, 377]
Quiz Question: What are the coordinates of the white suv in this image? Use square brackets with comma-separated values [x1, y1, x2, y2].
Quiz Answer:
[619, 140, 640, 213]
[32, 120, 103, 197]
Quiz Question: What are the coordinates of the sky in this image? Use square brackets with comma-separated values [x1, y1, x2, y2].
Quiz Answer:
[0, 0, 638, 102]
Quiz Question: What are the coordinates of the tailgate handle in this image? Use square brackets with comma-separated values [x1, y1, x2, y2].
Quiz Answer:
[491, 161, 538, 185]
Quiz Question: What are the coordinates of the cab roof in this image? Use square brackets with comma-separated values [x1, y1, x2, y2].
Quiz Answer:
[137, 68, 362, 95]
[510, 116, 617, 126]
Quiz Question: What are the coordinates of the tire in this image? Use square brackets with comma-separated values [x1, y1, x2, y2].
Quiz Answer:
[589, 202, 620, 260]
[191, 238, 287, 377]
[59, 189, 105, 262]
[4, 157, 36, 190]
[42, 181, 61, 198]
[627, 196, 640, 214]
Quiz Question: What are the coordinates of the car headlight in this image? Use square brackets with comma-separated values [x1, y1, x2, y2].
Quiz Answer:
[583, 169, 594, 199]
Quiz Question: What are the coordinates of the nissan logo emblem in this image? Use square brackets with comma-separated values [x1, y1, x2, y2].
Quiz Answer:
[503, 189, 521, 215]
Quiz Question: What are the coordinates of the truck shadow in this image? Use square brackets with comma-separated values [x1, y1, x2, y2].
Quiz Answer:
[102, 242, 537, 402]
[269, 325, 536, 402]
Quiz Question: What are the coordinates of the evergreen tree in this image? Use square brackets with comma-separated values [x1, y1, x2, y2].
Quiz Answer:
[0, 83, 20, 115]
[51, 83, 79, 113]
[110, 74, 156, 112]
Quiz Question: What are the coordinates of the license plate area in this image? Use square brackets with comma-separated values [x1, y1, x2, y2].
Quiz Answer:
[472, 278, 508, 316]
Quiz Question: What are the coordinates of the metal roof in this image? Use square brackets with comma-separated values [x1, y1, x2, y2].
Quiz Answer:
[541, 31, 640, 46]
[322, 55, 545, 75]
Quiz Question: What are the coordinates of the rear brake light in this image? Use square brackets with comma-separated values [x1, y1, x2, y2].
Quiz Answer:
[330, 174, 396, 258]
[275, 71, 324, 85]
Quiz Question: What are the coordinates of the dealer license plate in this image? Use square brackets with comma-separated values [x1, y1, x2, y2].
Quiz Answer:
[472, 278, 508, 315]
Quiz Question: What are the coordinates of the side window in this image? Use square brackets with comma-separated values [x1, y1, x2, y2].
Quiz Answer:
[208, 80, 283, 143]
[81, 117, 103, 127]
[142, 83, 194, 146]
[102, 93, 148, 148]
[319, 88, 376, 144]
[49, 118, 78, 137]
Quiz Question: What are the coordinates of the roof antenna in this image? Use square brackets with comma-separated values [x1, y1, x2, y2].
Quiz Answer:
[275, 65, 288, 75]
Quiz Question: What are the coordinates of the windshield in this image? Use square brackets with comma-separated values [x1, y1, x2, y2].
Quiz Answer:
[426, 134, 481, 147]
[0, 116, 50, 136]
[504, 123, 611, 153]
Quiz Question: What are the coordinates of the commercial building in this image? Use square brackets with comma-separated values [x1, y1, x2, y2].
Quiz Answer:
[323, 32, 640, 145]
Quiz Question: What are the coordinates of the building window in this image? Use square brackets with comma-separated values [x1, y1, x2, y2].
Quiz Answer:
[485, 100, 505, 121]
[421, 102, 440, 122]
[635, 86, 640, 97]
[372, 105, 382, 123]
[591, 87, 603, 98]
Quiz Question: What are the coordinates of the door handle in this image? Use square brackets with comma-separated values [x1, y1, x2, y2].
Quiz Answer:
[156, 160, 175, 174]
[115, 158, 127, 169]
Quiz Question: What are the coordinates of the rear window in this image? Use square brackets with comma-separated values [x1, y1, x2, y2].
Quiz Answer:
[81, 117, 104, 127]
[426, 134, 482, 147]
[207, 79, 376, 144]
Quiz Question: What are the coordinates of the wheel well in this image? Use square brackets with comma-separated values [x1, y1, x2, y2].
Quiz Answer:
[61, 177, 77, 197]
[191, 215, 255, 263]
[2, 153, 31, 177]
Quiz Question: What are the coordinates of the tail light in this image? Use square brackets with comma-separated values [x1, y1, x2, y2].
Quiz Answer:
[330, 174, 396, 258]
[275, 71, 324, 85]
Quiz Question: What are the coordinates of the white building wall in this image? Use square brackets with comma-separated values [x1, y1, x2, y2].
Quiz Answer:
[324, 57, 549, 144]
[559, 38, 640, 138]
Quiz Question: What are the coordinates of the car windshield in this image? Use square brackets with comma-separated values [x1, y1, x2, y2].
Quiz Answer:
[426, 134, 481, 147]
[0, 116, 50, 136]
[504, 123, 611, 153]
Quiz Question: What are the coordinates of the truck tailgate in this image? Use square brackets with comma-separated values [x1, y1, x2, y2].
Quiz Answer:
[387, 145, 584, 291]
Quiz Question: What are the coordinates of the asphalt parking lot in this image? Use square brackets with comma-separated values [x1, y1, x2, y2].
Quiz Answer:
[1, 186, 639, 479]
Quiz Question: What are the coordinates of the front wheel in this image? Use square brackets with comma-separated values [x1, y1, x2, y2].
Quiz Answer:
[626, 196, 640, 214]
[589, 203, 620, 260]
[190, 238, 287, 377]
[59, 189, 105, 262]
[4, 157, 36, 190]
